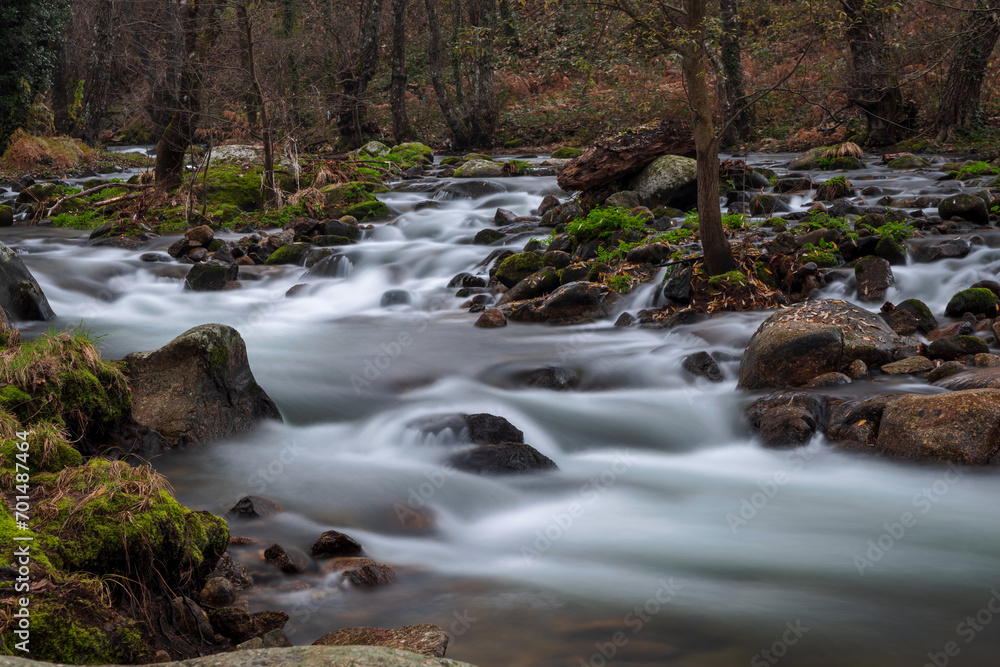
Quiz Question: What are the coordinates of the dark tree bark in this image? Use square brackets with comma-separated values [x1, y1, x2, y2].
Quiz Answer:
[717, 0, 753, 145]
[236, 0, 278, 207]
[154, 0, 222, 189]
[82, 0, 121, 146]
[498, 0, 519, 48]
[464, 0, 499, 146]
[934, 0, 1000, 141]
[840, 0, 905, 146]
[424, 0, 471, 148]
[684, 0, 737, 275]
[390, 0, 413, 143]
[336, 0, 385, 150]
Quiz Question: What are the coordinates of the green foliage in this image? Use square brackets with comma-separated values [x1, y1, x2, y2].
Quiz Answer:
[0, 0, 72, 149]
[722, 213, 750, 229]
[607, 274, 632, 293]
[957, 161, 999, 178]
[52, 210, 106, 230]
[816, 157, 834, 170]
[707, 271, 748, 289]
[798, 211, 851, 232]
[826, 175, 849, 187]
[800, 239, 840, 267]
[876, 220, 915, 242]
[565, 206, 647, 245]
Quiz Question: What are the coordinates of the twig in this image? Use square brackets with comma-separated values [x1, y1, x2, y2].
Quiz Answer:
[46, 183, 154, 217]
[92, 192, 148, 207]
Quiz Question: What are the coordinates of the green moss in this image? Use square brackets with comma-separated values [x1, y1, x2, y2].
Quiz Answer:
[496, 252, 546, 288]
[945, 287, 999, 318]
[0, 385, 32, 420]
[264, 242, 311, 265]
[901, 298, 933, 320]
[707, 270, 748, 289]
[344, 199, 389, 221]
[440, 156, 462, 166]
[203, 163, 264, 211]
[552, 147, 584, 159]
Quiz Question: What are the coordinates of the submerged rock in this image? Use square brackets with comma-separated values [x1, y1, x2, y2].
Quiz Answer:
[737, 300, 906, 391]
[123, 323, 282, 446]
[745, 392, 829, 448]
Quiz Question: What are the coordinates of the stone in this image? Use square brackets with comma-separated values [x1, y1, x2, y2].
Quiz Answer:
[911, 238, 972, 263]
[519, 281, 621, 325]
[200, 576, 235, 607]
[682, 351, 723, 382]
[875, 389, 1000, 464]
[123, 324, 282, 445]
[313, 624, 449, 658]
[881, 356, 934, 375]
[465, 413, 524, 444]
[750, 194, 791, 216]
[475, 308, 507, 328]
[926, 335, 989, 360]
[627, 155, 698, 209]
[662, 265, 693, 304]
[538, 194, 561, 216]
[171, 597, 215, 638]
[380, 289, 411, 307]
[450, 442, 558, 475]
[321, 557, 397, 586]
[185, 225, 215, 246]
[802, 372, 852, 387]
[934, 366, 1000, 390]
[737, 300, 906, 391]
[437, 180, 506, 200]
[745, 392, 829, 448]
[209, 607, 255, 644]
[209, 552, 254, 590]
[846, 359, 869, 379]
[0, 240, 55, 320]
[264, 543, 308, 575]
[527, 366, 578, 390]
[495, 252, 545, 288]
[474, 229, 505, 246]
[880, 299, 937, 336]
[939, 193, 989, 226]
[251, 610, 290, 635]
[928, 361, 969, 384]
[185, 261, 239, 291]
[454, 159, 504, 178]
[626, 243, 672, 264]
[228, 495, 283, 519]
[888, 154, 930, 169]
[945, 287, 999, 318]
[854, 257, 893, 302]
[311, 530, 363, 558]
[500, 267, 560, 304]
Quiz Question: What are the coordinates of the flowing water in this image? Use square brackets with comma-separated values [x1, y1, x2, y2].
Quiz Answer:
[4, 157, 1000, 667]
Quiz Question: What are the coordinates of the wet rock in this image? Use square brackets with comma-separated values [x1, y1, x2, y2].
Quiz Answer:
[313, 624, 449, 658]
[311, 530, 363, 558]
[939, 193, 989, 225]
[846, 359, 868, 379]
[876, 236, 908, 265]
[251, 610, 290, 635]
[321, 556, 397, 586]
[615, 312, 634, 327]
[928, 361, 969, 383]
[228, 495, 283, 519]
[826, 394, 901, 449]
[209, 608, 255, 644]
[123, 324, 282, 445]
[880, 299, 938, 335]
[627, 155, 698, 209]
[934, 366, 1000, 390]
[473, 228, 505, 244]
[682, 351, 723, 382]
[927, 335, 989, 360]
[745, 392, 829, 448]
[881, 356, 934, 375]
[200, 576, 235, 607]
[854, 257, 893, 302]
[380, 289, 411, 307]
[604, 190, 641, 209]
[140, 252, 173, 263]
[626, 243, 672, 264]
[927, 319, 975, 341]
[496, 252, 545, 288]
[527, 366, 578, 390]
[500, 267, 560, 304]
[516, 281, 621, 325]
[450, 443, 557, 475]
[876, 389, 1000, 463]
[0, 240, 55, 320]
[803, 372, 852, 387]
[475, 308, 507, 328]
[737, 300, 906, 391]
[209, 552, 254, 590]
[750, 194, 791, 216]
[465, 413, 524, 444]
[911, 238, 972, 263]
[185, 261, 239, 291]
[494, 208, 518, 225]
[438, 180, 505, 200]
[888, 154, 931, 169]
[974, 352, 1000, 367]
[945, 287, 999, 318]
[773, 177, 815, 193]
[323, 217, 361, 240]
[839, 235, 880, 262]
[264, 544, 308, 575]
[537, 194, 561, 216]
[186, 225, 215, 246]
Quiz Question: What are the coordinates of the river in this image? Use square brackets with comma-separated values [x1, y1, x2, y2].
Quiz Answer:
[3, 156, 1000, 667]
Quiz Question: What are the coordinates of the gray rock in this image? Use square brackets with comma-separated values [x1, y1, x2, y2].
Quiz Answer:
[0, 240, 55, 320]
[627, 155, 698, 208]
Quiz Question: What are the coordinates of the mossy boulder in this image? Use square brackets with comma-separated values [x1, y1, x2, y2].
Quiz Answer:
[203, 164, 264, 211]
[945, 287, 999, 318]
[888, 154, 931, 169]
[750, 194, 791, 216]
[123, 323, 282, 446]
[881, 298, 937, 335]
[344, 199, 389, 221]
[0, 241, 56, 321]
[496, 252, 546, 288]
[737, 300, 907, 391]
[552, 147, 584, 159]
[927, 335, 990, 360]
[939, 193, 989, 226]
[184, 261, 238, 291]
[815, 178, 854, 201]
[454, 159, 504, 178]
[0, 205, 12, 227]
[265, 242, 312, 265]
[321, 181, 388, 220]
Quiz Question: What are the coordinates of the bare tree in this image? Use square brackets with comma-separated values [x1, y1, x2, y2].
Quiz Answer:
[336, 0, 385, 149]
[390, 0, 413, 143]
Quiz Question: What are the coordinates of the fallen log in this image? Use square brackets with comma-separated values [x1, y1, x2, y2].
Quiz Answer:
[556, 118, 695, 193]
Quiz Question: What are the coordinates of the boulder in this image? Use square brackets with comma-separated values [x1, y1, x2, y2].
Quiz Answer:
[939, 193, 989, 225]
[123, 324, 282, 445]
[926, 335, 990, 360]
[750, 194, 791, 216]
[626, 155, 698, 209]
[557, 118, 695, 192]
[745, 392, 829, 448]
[475, 308, 507, 328]
[313, 624, 449, 658]
[737, 300, 907, 391]
[945, 287, 999, 318]
[311, 530, 364, 558]
[450, 442, 558, 475]
[322, 557, 397, 586]
[454, 159, 504, 178]
[854, 257, 893, 302]
[534, 281, 621, 324]
[934, 366, 1000, 390]
[0, 205, 13, 227]
[0, 240, 55, 320]
[209, 607, 255, 643]
[185, 261, 239, 291]
[500, 267, 560, 303]
[495, 252, 545, 288]
[437, 180, 506, 200]
[200, 576, 235, 607]
[875, 389, 1000, 464]
[880, 299, 937, 335]
[228, 495, 283, 519]
[888, 154, 931, 169]
[911, 238, 972, 263]
[880, 356, 934, 375]
[527, 366, 578, 390]
[264, 543, 308, 575]
[682, 351, 723, 382]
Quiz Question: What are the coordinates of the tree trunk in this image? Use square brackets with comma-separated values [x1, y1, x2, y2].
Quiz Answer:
[684, 0, 737, 276]
[717, 0, 752, 146]
[424, 0, 471, 148]
[154, 0, 221, 189]
[336, 0, 384, 150]
[238, 2, 260, 129]
[840, 0, 905, 146]
[390, 0, 412, 143]
[498, 0, 519, 48]
[464, 0, 499, 146]
[934, 0, 1000, 141]
[237, 0, 279, 207]
[82, 0, 120, 146]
